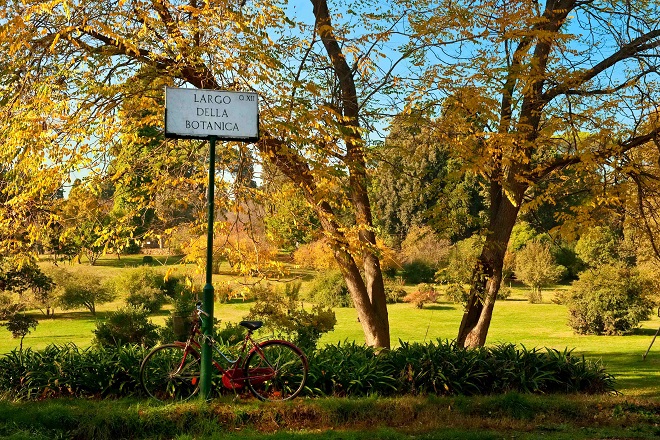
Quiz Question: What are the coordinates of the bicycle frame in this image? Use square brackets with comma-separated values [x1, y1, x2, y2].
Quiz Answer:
[174, 314, 277, 391]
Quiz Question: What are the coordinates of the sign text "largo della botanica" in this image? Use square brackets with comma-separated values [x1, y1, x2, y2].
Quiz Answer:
[164, 87, 259, 141]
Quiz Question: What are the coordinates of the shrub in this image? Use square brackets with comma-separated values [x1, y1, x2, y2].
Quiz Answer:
[292, 239, 338, 270]
[112, 267, 171, 313]
[2, 314, 38, 350]
[307, 270, 352, 308]
[497, 284, 512, 300]
[574, 226, 621, 268]
[246, 282, 337, 352]
[444, 283, 470, 303]
[384, 286, 406, 304]
[306, 340, 616, 397]
[567, 264, 654, 335]
[401, 260, 436, 284]
[399, 225, 451, 267]
[93, 306, 160, 347]
[0, 343, 146, 399]
[159, 290, 197, 342]
[514, 240, 565, 303]
[54, 270, 115, 315]
[403, 284, 438, 308]
[0, 341, 616, 400]
[435, 235, 483, 288]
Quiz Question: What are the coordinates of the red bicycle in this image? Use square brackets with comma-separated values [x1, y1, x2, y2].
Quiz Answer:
[140, 303, 308, 401]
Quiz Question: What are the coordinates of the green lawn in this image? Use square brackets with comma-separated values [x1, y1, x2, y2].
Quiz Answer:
[4, 256, 660, 400]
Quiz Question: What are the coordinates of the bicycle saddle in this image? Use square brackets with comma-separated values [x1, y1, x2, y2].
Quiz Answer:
[239, 320, 263, 331]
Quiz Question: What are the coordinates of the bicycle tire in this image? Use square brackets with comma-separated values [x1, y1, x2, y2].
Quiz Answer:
[244, 340, 308, 401]
[140, 344, 201, 401]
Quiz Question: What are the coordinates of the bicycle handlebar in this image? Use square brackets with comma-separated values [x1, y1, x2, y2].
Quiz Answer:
[196, 301, 209, 318]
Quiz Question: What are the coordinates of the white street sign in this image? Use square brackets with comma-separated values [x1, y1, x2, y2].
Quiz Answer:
[165, 87, 259, 141]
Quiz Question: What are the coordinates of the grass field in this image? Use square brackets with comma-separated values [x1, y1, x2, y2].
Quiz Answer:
[3, 255, 660, 400]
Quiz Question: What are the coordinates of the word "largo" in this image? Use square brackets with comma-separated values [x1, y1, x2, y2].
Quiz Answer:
[194, 94, 232, 104]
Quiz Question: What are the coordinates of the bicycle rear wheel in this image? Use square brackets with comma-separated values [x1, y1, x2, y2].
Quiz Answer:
[244, 340, 307, 401]
[140, 344, 201, 401]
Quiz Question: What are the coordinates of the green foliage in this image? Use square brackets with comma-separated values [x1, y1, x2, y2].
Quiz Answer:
[307, 271, 352, 308]
[160, 290, 197, 342]
[514, 240, 565, 303]
[0, 343, 146, 399]
[371, 112, 485, 244]
[384, 286, 407, 304]
[246, 282, 337, 352]
[0, 260, 55, 316]
[574, 226, 621, 268]
[0, 293, 24, 320]
[0, 260, 53, 294]
[0, 338, 617, 400]
[399, 225, 451, 267]
[444, 283, 470, 303]
[93, 306, 159, 347]
[436, 236, 483, 283]
[509, 222, 540, 252]
[112, 267, 171, 313]
[403, 284, 438, 309]
[53, 270, 115, 315]
[2, 314, 38, 350]
[567, 264, 654, 335]
[401, 260, 436, 284]
[306, 340, 616, 397]
[306, 341, 398, 396]
[263, 182, 319, 251]
[552, 243, 584, 281]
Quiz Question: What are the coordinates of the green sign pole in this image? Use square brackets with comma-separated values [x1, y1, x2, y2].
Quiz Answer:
[200, 136, 216, 400]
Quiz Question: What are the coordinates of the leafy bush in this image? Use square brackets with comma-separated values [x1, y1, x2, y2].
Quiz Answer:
[444, 283, 470, 303]
[159, 290, 197, 342]
[384, 286, 406, 304]
[292, 239, 338, 270]
[435, 235, 483, 292]
[0, 340, 615, 400]
[403, 283, 438, 308]
[112, 267, 172, 313]
[514, 240, 565, 303]
[401, 260, 436, 284]
[574, 226, 621, 268]
[2, 314, 38, 350]
[306, 270, 352, 308]
[306, 341, 398, 396]
[53, 270, 115, 315]
[93, 306, 160, 347]
[247, 282, 337, 352]
[306, 340, 616, 397]
[399, 225, 451, 267]
[567, 264, 654, 335]
[0, 343, 146, 399]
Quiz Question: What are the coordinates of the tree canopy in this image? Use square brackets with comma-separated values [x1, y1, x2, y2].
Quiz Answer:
[2, 0, 660, 348]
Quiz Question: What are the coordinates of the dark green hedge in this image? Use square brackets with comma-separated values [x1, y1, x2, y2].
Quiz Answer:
[0, 340, 615, 400]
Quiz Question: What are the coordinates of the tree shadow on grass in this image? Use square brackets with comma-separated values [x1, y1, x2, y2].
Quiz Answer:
[631, 327, 660, 337]
[581, 350, 660, 398]
[423, 304, 455, 311]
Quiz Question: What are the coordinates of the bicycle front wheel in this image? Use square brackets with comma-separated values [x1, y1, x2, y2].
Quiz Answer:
[244, 340, 308, 401]
[140, 344, 201, 401]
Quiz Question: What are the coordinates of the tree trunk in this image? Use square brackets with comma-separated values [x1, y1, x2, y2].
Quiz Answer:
[334, 247, 390, 348]
[457, 183, 523, 347]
